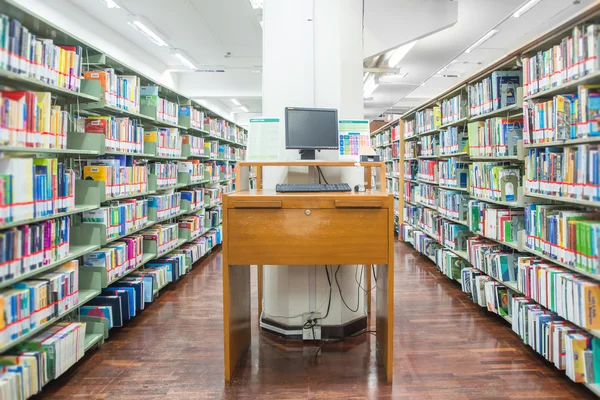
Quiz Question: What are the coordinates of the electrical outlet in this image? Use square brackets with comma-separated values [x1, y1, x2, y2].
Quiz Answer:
[302, 312, 321, 341]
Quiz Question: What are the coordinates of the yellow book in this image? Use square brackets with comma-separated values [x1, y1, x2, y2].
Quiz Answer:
[583, 283, 600, 329]
[144, 130, 157, 143]
[433, 106, 441, 127]
[570, 333, 591, 382]
[83, 165, 111, 185]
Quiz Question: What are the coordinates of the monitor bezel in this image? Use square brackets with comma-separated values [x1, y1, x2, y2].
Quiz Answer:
[284, 107, 339, 150]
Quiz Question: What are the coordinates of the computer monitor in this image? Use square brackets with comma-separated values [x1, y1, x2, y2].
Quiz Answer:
[285, 107, 339, 160]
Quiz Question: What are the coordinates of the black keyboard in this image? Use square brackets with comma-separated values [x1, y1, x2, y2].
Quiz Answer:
[275, 183, 352, 193]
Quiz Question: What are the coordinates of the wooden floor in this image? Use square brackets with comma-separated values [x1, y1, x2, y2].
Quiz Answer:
[39, 242, 595, 399]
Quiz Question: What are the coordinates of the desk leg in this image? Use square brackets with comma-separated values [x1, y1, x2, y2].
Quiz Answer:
[366, 265, 372, 314]
[375, 263, 393, 383]
[257, 264, 263, 321]
[223, 264, 251, 383]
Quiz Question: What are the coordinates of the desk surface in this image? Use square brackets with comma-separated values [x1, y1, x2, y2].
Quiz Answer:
[238, 161, 384, 167]
[227, 189, 391, 199]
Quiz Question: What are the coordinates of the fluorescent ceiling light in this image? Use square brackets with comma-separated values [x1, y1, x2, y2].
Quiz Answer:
[172, 51, 196, 69]
[103, 0, 120, 8]
[465, 29, 499, 53]
[249, 0, 263, 9]
[240, 106, 249, 112]
[513, 0, 542, 18]
[388, 41, 418, 68]
[127, 17, 168, 47]
[363, 74, 379, 98]
[230, 99, 242, 106]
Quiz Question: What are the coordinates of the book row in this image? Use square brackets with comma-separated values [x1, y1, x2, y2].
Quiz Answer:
[0, 91, 69, 149]
[467, 118, 523, 158]
[81, 199, 149, 241]
[524, 204, 600, 275]
[0, 158, 74, 225]
[523, 86, 600, 144]
[523, 24, 600, 98]
[469, 162, 522, 202]
[0, 15, 83, 92]
[0, 321, 86, 400]
[440, 93, 466, 125]
[524, 144, 600, 202]
[0, 217, 70, 284]
[415, 107, 440, 134]
[467, 71, 521, 117]
[0, 261, 79, 347]
[439, 127, 467, 156]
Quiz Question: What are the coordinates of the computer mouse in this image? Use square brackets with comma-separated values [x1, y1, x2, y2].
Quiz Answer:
[354, 184, 366, 192]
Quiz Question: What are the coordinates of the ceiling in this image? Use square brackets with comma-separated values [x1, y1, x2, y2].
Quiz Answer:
[364, 0, 597, 120]
[68, 0, 263, 117]
[66, 0, 598, 122]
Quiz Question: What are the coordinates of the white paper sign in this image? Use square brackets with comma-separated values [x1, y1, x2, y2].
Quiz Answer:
[248, 118, 280, 161]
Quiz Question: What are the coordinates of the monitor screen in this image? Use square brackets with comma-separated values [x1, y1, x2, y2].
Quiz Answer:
[285, 107, 339, 150]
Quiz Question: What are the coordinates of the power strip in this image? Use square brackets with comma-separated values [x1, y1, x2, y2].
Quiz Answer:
[302, 312, 322, 340]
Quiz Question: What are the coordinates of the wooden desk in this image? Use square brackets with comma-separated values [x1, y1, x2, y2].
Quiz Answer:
[222, 188, 394, 383]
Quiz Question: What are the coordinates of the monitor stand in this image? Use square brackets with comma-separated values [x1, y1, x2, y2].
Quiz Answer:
[299, 149, 316, 160]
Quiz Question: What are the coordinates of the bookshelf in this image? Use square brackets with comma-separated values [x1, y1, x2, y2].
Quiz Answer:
[0, 0, 246, 397]
[370, 119, 401, 234]
[399, 1, 600, 392]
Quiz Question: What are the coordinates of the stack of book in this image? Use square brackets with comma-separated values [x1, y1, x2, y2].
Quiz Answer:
[182, 135, 205, 156]
[0, 260, 79, 346]
[82, 199, 149, 240]
[141, 223, 179, 256]
[0, 158, 75, 224]
[155, 128, 182, 158]
[83, 235, 144, 283]
[522, 24, 600, 97]
[0, 321, 86, 398]
[524, 145, 600, 202]
[469, 162, 522, 202]
[440, 93, 467, 125]
[85, 70, 140, 113]
[0, 15, 83, 91]
[417, 159, 437, 183]
[178, 106, 204, 130]
[148, 193, 181, 221]
[0, 91, 69, 149]
[80, 157, 148, 198]
[0, 216, 70, 283]
[75, 116, 144, 154]
[467, 71, 521, 117]
[439, 127, 467, 155]
[148, 162, 178, 189]
[415, 107, 440, 133]
[467, 118, 523, 157]
[524, 204, 600, 274]
[439, 159, 469, 189]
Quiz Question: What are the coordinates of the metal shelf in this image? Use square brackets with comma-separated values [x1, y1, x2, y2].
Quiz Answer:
[0, 204, 99, 230]
[0, 146, 99, 156]
[439, 117, 468, 130]
[524, 191, 600, 208]
[0, 69, 101, 102]
[524, 70, 600, 101]
[0, 244, 100, 290]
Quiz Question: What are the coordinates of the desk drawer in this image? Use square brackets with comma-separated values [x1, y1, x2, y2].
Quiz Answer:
[227, 208, 389, 265]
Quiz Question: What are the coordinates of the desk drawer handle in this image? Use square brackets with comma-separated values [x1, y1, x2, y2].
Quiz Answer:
[334, 200, 383, 208]
[232, 200, 282, 208]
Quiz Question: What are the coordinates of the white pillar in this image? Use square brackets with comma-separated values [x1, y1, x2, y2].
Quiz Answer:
[261, 0, 366, 332]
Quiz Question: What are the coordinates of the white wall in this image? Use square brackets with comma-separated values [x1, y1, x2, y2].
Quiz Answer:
[261, 0, 367, 329]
